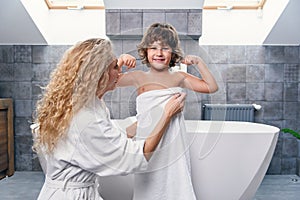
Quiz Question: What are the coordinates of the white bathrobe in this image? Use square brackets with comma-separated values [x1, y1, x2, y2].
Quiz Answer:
[133, 87, 196, 200]
[33, 96, 148, 200]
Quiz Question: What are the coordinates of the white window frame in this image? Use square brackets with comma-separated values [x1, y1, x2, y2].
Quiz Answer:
[203, 0, 267, 10]
[44, 0, 105, 10]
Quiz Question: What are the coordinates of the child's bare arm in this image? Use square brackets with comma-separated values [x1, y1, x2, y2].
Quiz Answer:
[117, 54, 138, 87]
[181, 55, 218, 93]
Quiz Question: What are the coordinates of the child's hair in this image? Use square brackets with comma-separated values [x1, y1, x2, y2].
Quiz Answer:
[137, 23, 184, 67]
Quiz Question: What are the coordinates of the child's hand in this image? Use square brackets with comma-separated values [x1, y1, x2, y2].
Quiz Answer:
[118, 54, 136, 70]
[181, 55, 202, 66]
[126, 121, 137, 138]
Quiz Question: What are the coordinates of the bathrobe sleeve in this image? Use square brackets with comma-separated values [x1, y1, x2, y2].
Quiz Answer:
[70, 108, 148, 176]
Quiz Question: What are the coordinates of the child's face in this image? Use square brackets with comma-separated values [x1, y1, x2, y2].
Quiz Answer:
[147, 41, 172, 70]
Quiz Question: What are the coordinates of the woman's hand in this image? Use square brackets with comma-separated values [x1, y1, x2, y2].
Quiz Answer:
[118, 54, 136, 70]
[164, 93, 186, 118]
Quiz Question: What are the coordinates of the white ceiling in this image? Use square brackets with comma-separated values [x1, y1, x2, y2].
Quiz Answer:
[263, 0, 300, 45]
[0, 0, 47, 44]
[0, 0, 299, 45]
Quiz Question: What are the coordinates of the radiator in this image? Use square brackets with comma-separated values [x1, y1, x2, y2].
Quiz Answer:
[202, 104, 261, 122]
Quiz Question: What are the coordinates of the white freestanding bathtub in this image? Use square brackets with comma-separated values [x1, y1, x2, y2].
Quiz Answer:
[98, 119, 279, 200]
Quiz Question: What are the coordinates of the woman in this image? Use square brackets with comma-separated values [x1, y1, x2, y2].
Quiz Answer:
[31, 38, 186, 199]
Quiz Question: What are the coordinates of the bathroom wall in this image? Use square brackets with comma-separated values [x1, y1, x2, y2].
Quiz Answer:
[0, 9, 299, 175]
[105, 8, 300, 175]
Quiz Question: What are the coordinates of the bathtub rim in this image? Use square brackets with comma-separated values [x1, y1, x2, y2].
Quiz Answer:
[112, 118, 280, 135]
[184, 120, 280, 135]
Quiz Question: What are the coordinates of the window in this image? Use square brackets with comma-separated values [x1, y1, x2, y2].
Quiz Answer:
[45, 0, 104, 10]
[203, 0, 267, 10]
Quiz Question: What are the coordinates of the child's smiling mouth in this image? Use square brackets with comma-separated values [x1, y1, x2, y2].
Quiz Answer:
[153, 58, 165, 62]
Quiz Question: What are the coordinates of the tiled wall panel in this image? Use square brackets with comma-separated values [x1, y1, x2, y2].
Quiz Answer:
[0, 9, 299, 174]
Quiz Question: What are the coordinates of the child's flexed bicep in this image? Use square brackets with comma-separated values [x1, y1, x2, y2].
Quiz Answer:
[117, 54, 138, 87]
[181, 55, 218, 94]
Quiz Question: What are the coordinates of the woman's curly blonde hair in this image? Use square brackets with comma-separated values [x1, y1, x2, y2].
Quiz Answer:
[137, 23, 184, 67]
[33, 38, 115, 154]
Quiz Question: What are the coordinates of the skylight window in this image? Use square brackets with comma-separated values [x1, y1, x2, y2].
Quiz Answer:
[203, 0, 266, 10]
[45, 0, 104, 9]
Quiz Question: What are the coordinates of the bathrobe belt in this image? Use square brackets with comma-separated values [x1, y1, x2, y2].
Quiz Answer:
[45, 177, 96, 191]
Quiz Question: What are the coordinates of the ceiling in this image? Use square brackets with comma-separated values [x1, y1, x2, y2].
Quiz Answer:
[0, 0, 299, 45]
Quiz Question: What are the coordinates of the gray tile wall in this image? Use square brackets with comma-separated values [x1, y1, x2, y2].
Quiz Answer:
[0, 9, 299, 175]
[0, 45, 70, 171]
[106, 9, 202, 39]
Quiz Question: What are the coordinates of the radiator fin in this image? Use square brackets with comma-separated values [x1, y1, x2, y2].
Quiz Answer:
[202, 104, 255, 122]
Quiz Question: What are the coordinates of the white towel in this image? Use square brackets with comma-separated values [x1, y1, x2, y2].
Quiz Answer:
[133, 87, 196, 200]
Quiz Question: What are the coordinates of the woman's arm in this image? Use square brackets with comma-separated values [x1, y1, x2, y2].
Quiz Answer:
[181, 55, 218, 93]
[72, 93, 185, 175]
[143, 92, 186, 161]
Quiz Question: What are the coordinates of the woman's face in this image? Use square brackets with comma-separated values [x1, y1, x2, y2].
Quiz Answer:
[147, 40, 172, 71]
[97, 59, 120, 98]
[105, 59, 120, 92]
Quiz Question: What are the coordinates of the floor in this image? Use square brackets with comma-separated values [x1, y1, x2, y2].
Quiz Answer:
[0, 172, 299, 200]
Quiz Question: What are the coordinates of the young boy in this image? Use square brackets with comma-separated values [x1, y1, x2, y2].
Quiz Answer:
[117, 23, 218, 200]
